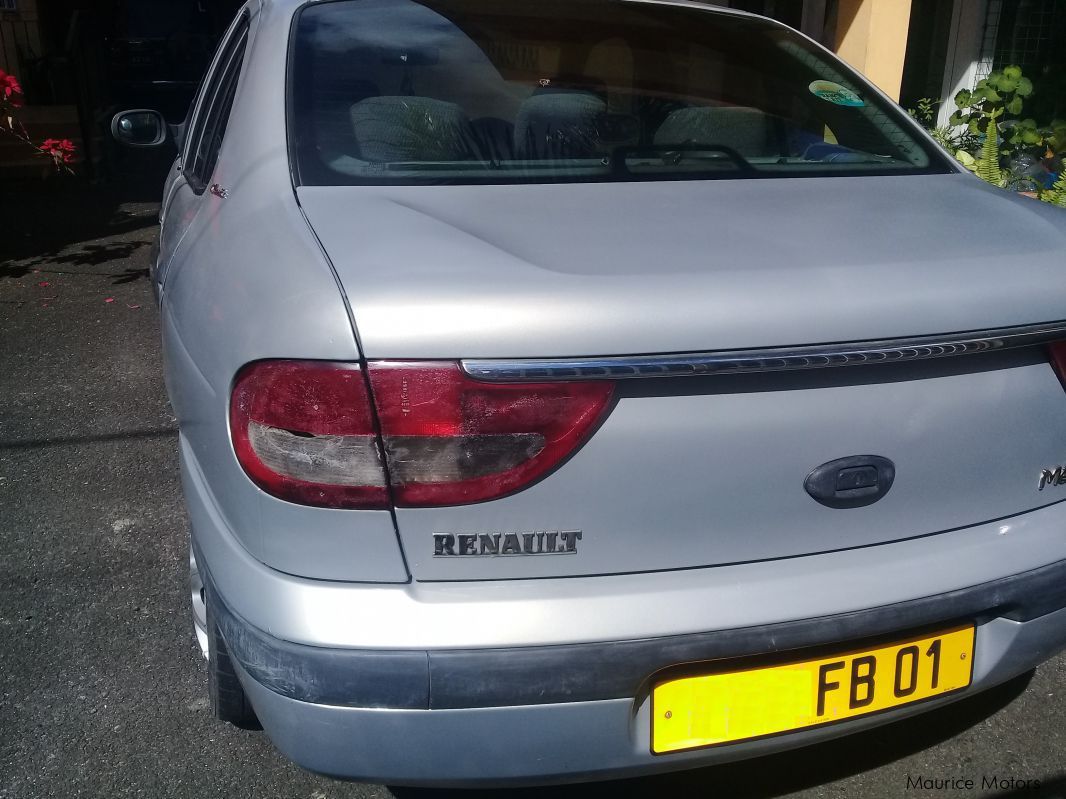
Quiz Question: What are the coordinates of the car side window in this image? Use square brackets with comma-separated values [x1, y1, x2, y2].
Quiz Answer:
[184, 13, 249, 194]
[183, 10, 247, 168]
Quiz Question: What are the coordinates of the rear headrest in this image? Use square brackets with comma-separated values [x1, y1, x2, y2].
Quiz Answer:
[349, 96, 478, 162]
[514, 92, 608, 159]
[654, 106, 779, 157]
[312, 81, 380, 158]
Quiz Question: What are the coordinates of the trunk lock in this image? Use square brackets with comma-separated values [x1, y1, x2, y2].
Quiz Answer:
[805, 456, 895, 509]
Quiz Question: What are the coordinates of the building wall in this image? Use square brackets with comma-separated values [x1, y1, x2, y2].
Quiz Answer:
[708, 0, 914, 100]
[833, 0, 914, 101]
[0, 0, 42, 79]
[934, 0, 991, 126]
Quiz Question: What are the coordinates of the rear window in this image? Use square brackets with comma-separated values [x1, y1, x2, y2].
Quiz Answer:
[290, 0, 950, 185]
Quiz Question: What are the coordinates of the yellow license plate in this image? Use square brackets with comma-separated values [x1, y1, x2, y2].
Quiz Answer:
[652, 624, 975, 754]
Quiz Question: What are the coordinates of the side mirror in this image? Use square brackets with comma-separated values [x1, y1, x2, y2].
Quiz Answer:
[110, 109, 168, 147]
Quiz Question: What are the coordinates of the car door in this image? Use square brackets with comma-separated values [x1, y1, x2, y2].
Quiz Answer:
[156, 11, 249, 300]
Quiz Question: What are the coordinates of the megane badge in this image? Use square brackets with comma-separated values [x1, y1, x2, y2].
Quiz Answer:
[1039, 467, 1066, 490]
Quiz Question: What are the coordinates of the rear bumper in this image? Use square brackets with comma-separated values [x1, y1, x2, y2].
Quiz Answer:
[182, 438, 1066, 784]
[211, 558, 1066, 711]
[230, 600, 1066, 786]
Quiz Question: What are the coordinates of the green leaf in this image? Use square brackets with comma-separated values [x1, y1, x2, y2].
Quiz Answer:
[1003, 65, 1023, 80]
[1042, 177, 1066, 207]
[996, 75, 1019, 93]
[954, 89, 973, 107]
[1017, 76, 1034, 97]
[974, 127, 1005, 186]
[984, 88, 1002, 102]
[1007, 96, 1023, 115]
[1022, 129, 1043, 144]
[948, 111, 966, 126]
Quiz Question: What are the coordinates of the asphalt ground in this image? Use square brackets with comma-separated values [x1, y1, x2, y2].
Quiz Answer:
[2, 172, 1066, 799]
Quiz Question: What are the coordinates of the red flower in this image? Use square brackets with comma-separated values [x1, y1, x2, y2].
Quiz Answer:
[0, 69, 22, 107]
[40, 138, 77, 164]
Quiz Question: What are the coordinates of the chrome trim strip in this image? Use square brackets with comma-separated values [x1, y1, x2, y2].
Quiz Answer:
[461, 322, 1066, 382]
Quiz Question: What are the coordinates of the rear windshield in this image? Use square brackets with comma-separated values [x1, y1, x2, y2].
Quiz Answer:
[290, 0, 950, 185]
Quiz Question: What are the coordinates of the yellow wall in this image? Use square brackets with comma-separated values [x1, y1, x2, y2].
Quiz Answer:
[834, 0, 913, 101]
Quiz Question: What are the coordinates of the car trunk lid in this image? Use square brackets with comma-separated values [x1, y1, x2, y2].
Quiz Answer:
[298, 174, 1066, 580]
[298, 174, 1066, 359]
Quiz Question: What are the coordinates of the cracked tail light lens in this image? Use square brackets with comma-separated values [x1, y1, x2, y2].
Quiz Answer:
[368, 362, 614, 506]
[231, 360, 614, 509]
[230, 360, 389, 509]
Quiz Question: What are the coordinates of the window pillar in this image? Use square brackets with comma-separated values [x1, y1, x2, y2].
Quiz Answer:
[936, 0, 991, 127]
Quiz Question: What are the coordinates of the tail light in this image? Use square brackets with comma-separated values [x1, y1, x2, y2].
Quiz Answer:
[230, 360, 390, 509]
[1050, 342, 1066, 389]
[369, 362, 613, 505]
[230, 360, 614, 508]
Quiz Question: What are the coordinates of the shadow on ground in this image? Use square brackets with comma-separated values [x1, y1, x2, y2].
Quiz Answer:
[0, 246, 150, 282]
[992, 777, 1066, 799]
[392, 671, 1034, 799]
[50, 240, 149, 267]
[0, 150, 170, 264]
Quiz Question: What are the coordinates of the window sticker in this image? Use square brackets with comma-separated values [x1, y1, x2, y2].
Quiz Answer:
[809, 80, 864, 107]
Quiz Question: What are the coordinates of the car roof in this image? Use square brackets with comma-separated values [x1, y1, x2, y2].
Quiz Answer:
[259, 0, 772, 24]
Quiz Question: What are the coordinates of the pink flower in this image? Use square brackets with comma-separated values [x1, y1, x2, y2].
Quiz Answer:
[0, 69, 22, 107]
[40, 138, 77, 165]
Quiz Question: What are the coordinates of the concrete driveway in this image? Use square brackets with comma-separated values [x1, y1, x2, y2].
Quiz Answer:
[2, 175, 1066, 799]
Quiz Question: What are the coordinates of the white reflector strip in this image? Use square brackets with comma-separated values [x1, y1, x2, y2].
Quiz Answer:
[247, 421, 387, 487]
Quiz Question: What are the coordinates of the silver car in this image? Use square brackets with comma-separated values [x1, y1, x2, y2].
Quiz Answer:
[111, 0, 1066, 786]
